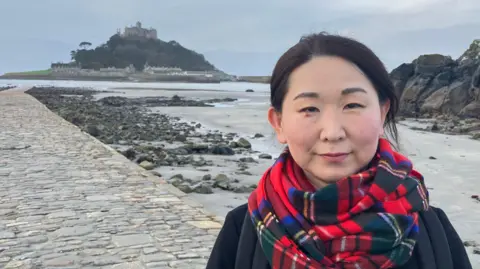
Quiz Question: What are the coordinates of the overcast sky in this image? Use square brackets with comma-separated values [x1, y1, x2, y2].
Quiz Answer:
[1, 0, 480, 75]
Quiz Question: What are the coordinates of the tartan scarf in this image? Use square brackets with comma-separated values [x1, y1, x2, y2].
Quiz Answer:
[248, 138, 429, 269]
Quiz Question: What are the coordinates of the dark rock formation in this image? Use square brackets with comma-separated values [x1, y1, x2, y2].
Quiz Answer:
[0, 85, 16, 91]
[392, 40, 480, 119]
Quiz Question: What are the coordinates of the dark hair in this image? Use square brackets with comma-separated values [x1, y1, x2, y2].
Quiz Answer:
[270, 32, 399, 147]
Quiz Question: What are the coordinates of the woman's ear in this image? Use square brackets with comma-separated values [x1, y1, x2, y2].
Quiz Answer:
[268, 107, 287, 144]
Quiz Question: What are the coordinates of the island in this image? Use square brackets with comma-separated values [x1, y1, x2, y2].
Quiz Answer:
[0, 22, 236, 83]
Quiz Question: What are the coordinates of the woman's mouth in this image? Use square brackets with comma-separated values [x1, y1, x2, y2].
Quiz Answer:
[319, 152, 349, 163]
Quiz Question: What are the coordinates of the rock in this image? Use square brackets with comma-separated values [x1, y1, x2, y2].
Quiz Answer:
[254, 133, 264, 138]
[85, 124, 102, 137]
[170, 174, 184, 180]
[169, 177, 184, 188]
[174, 134, 187, 142]
[177, 183, 194, 193]
[210, 144, 234, 155]
[239, 157, 256, 163]
[464, 240, 478, 247]
[121, 148, 137, 160]
[139, 161, 155, 170]
[206, 97, 238, 103]
[100, 96, 128, 107]
[460, 102, 480, 118]
[150, 171, 162, 177]
[459, 122, 480, 133]
[136, 155, 154, 164]
[192, 182, 214, 194]
[428, 156, 437, 160]
[259, 153, 272, 159]
[214, 173, 229, 182]
[233, 185, 254, 193]
[471, 133, 480, 140]
[414, 54, 455, 75]
[390, 63, 415, 98]
[392, 40, 480, 120]
[213, 174, 232, 190]
[236, 138, 251, 149]
[0, 85, 16, 91]
[184, 143, 209, 153]
[236, 170, 253, 176]
[246, 89, 254, 92]
[430, 122, 439, 132]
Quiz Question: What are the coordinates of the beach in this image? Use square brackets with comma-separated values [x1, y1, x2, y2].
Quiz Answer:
[5, 79, 480, 265]
[144, 88, 480, 265]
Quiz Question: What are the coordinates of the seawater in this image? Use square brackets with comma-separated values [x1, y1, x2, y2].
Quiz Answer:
[0, 79, 269, 92]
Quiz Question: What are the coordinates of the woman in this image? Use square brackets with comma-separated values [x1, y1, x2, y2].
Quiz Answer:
[206, 33, 472, 269]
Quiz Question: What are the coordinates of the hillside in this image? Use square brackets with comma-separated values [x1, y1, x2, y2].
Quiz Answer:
[71, 34, 217, 71]
[391, 40, 480, 119]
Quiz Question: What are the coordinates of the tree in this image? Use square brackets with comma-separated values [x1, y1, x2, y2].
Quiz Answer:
[106, 34, 123, 50]
[70, 50, 77, 61]
[79, 41, 92, 50]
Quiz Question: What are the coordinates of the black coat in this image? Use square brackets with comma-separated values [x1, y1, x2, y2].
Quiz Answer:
[207, 203, 472, 269]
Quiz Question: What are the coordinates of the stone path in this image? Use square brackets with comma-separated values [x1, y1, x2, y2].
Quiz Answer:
[0, 89, 223, 268]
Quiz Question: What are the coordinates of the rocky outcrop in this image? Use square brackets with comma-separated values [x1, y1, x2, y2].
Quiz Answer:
[72, 34, 217, 72]
[26, 86, 269, 195]
[0, 85, 15, 91]
[392, 40, 480, 119]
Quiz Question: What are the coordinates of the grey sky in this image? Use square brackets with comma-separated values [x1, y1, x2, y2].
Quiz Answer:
[1, 0, 480, 75]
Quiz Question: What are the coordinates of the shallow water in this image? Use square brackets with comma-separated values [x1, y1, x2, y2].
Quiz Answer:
[0, 79, 269, 92]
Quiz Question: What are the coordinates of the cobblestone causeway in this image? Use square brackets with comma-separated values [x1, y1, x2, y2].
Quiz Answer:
[0, 90, 223, 269]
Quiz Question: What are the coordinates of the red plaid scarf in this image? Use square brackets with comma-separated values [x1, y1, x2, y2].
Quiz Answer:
[248, 138, 429, 269]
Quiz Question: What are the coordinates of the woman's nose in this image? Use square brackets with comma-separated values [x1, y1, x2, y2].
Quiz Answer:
[318, 110, 346, 142]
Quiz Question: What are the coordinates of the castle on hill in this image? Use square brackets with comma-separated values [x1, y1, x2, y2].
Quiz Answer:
[117, 21, 157, 40]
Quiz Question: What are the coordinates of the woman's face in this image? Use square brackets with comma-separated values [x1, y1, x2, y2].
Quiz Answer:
[268, 56, 390, 188]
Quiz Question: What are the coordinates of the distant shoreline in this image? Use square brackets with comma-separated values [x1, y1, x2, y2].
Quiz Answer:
[0, 74, 223, 84]
[237, 76, 270, 84]
[0, 75, 273, 84]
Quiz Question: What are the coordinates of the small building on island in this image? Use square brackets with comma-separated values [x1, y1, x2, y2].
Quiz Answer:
[120, 22, 157, 40]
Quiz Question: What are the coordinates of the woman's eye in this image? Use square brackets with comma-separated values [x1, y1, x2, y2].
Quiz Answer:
[300, 106, 319, 113]
[344, 103, 364, 109]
